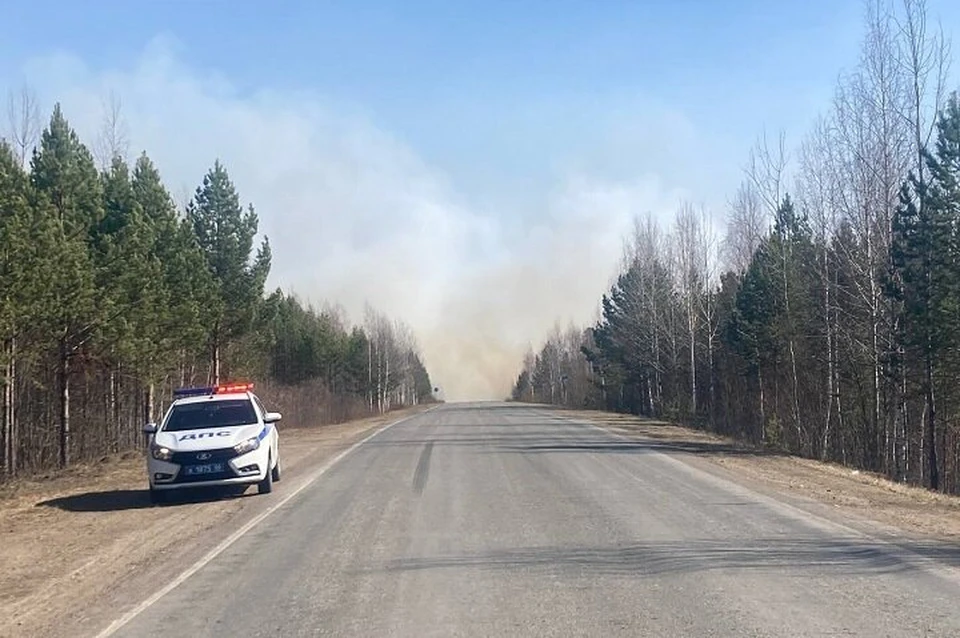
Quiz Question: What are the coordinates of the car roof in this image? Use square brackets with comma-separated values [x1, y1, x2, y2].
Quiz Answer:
[172, 392, 255, 407]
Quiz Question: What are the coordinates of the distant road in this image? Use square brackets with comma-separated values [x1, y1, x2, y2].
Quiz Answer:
[109, 403, 960, 637]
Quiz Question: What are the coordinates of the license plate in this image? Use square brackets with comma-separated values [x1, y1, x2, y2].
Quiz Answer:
[184, 463, 224, 476]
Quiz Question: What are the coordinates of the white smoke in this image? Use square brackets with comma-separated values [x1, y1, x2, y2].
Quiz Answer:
[8, 37, 695, 400]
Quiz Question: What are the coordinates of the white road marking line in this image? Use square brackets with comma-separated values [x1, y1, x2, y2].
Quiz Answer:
[95, 406, 438, 638]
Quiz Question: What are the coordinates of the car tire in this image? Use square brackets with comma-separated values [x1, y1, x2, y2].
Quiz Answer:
[271, 455, 282, 483]
[149, 487, 167, 505]
[258, 456, 274, 495]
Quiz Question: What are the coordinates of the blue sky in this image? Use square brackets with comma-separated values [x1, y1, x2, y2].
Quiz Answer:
[3, 1, 925, 206]
[3, 1, 960, 398]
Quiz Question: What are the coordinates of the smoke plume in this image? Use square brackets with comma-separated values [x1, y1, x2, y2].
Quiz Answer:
[13, 39, 691, 400]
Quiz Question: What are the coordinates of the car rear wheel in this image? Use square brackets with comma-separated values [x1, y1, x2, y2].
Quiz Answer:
[258, 455, 274, 494]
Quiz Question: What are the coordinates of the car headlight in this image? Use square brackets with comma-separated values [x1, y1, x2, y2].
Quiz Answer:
[151, 443, 173, 461]
[234, 436, 260, 455]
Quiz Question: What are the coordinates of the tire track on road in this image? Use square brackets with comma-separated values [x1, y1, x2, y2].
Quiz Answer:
[413, 442, 434, 495]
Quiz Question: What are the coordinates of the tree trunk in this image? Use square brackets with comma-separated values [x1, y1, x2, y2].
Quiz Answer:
[212, 338, 221, 386]
[872, 301, 882, 471]
[58, 338, 70, 469]
[925, 360, 939, 490]
[789, 338, 802, 451]
[143, 381, 155, 449]
[367, 339, 373, 411]
[706, 320, 716, 427]
[823, 274, 833, 461]
[383, 345, 390, 413]
[145, 381, 155, 425]
[757, 357, 766, 444]
[689, 321, 697, 417]
[2, 337, 15, 476]
[113, 365, 122, 452]
[108, 368, 118, 453]
[897, 350, 908, 482]
[8, 337, 14, 476]
[647, 371, 655, 416]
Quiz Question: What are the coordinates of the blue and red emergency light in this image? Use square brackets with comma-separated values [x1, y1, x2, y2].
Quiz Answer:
[173, 382, 255, 398]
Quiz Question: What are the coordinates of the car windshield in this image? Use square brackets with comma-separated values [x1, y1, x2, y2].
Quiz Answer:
[163, 399, 258, 432]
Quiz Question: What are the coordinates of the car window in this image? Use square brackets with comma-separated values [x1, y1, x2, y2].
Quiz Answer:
[163, 399, 258, 432]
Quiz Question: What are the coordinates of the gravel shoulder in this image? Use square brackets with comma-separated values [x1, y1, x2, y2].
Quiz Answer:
[562, 408, 960, 542]
[0, 406, 430, 638]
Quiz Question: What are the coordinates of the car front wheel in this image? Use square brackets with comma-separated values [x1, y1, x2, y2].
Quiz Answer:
[258, 456, 274, 494]
[271, 454, 282, 482]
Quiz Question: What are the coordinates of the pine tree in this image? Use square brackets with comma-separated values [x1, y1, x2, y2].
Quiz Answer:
[132, 153, 214, 419]
[94, 156, 165, 446]
[31, 104, 103, 241]
[186, 161, 271, 383]
[0, 141, 48, 475]
[888, 94, 960, 490]
[30, 105, 101, 468]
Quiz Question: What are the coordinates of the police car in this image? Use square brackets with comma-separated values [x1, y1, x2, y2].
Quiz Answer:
[143, 382, 282, 504]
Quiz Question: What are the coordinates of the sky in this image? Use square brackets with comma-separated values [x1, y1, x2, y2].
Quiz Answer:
[3, 1, 960, 400]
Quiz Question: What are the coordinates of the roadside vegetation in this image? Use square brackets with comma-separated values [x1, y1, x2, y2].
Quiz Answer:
[512, 0, 960, 493]
[0, 102, 434, 480]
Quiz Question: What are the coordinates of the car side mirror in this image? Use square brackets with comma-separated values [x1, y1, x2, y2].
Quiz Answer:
[264, 412, 282, 424]
[143, 423, 157, 435]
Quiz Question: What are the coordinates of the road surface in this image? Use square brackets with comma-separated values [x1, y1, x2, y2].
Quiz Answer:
[108, 403, 960, 637]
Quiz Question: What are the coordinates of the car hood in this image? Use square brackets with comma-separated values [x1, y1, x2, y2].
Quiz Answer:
[155, 423, 265, 451]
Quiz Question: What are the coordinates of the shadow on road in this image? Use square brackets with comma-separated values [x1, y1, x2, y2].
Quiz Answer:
[37, 485, 250, 512]
[366, 432, 772, 458]
[501, 439, 774, 457]
[370, 537, 960, 578]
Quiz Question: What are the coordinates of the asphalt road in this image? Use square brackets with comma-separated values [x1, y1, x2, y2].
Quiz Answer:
[110, 403, 960, 637]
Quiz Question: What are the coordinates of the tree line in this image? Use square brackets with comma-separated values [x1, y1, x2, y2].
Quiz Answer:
[0, 100, 434, 478]
[512, 0, 960, 493]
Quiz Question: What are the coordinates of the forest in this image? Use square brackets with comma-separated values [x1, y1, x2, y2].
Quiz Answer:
[512, 0, 960, 493]
[0, 101, 434, 479]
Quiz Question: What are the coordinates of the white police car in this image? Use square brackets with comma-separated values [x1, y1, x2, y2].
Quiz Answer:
[143, 382, 282, 504]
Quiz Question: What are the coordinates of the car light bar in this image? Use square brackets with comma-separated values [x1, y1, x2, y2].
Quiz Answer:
[215, 382, 255, 394]
[172, 382, 254, 398]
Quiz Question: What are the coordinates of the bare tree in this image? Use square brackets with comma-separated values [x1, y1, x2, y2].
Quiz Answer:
[6, 84, 40, 168]
[828, 0, 914, 473]
[896, 0, 950, 179]
[725, 180, 768, 273]
[391, 319, 419, 406]
[797, 115, 844, 460]
[697, 211, 723, 425]
[94, 91, 130, 169]
[630, 214, 669, 414]
[362, 305, 420, 414]
[674, 202, 706, 415]
[747, 130, 789, 214]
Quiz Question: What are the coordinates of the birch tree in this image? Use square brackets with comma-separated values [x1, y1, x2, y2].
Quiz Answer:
[674, 202, 705, 416]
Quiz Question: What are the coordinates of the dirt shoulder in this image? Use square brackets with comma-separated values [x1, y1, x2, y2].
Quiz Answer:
[560, 409, 960, 543]
[0, 406, 430, 638]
